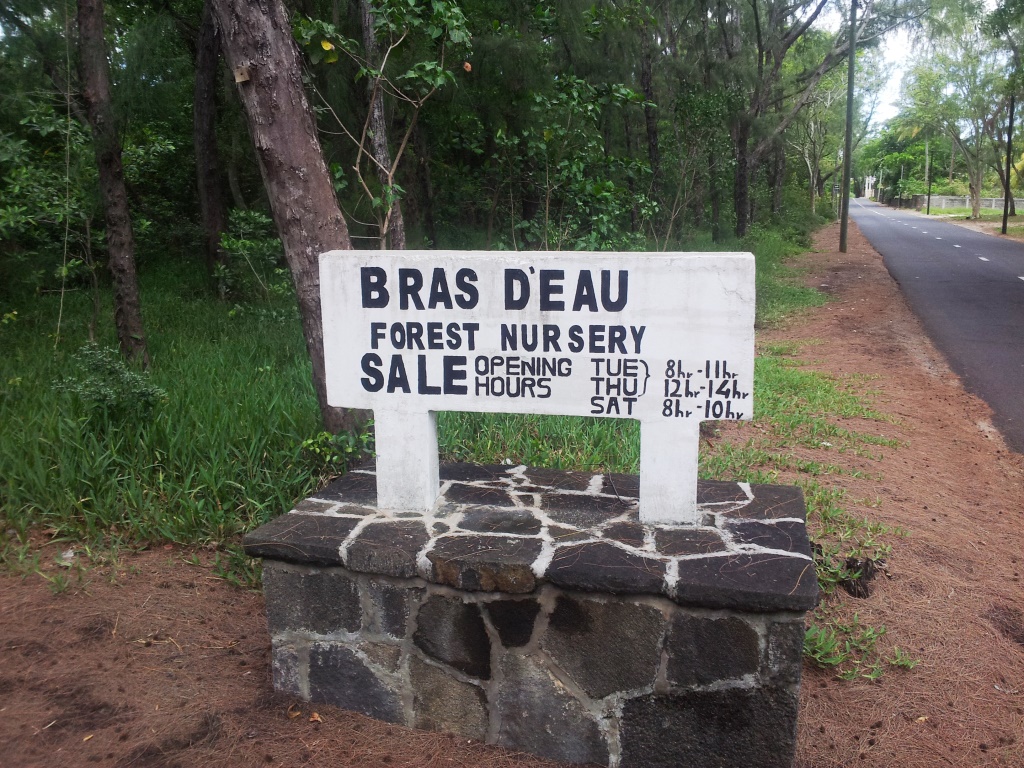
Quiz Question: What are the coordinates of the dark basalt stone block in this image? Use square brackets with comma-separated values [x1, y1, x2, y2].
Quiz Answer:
[413, 595, 491, 679]
[727, 520, 812, 552]
[601, 473, 640, 498]
[654, 528, 727, 556]
[665, 614, 760, 687]
[445, 483, 516, 507]
[603, 521, 645, 547]
[485, 599, 541, 648]
[542, 596, 662, 699]
[460, 508, 542, 536]
[270, 637, 304, 697]
[620, 687, 799, 768]
[494, 654, 609, 765]
[346, 520, 429, 578]
[440, 463, 510, 482]
[722, 484, 806, 520]
[546, 525, 590, 544]
[243, 514, 358, 566]
[364, 578, 415, 639]
[547, 542, 666, 595]
[673, 554, 818, 612]
[410, 656, 488, 739]
[315, 470, 378, 505]
[542, 493, 634, 527]
[427, 535, 542, 593]
[525, 467, 594, 491]
[308, 642, 403, 723]
[696, 480, 749, 504]
[263, 562, 361, 635]
[765, 619, 806, 686]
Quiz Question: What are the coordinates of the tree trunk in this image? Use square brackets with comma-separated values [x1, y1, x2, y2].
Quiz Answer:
[210, 0, 363, 434]
[359, 0, 406, 250]
[194, 0, 229, 276]
[77, 0, 149, 366]
[414, 122, 438, 248]
[639, 23, 660, 189]
[732, 120, 751, 238]
[708, 150, 721, 243]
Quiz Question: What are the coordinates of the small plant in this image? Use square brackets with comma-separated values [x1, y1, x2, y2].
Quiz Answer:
[888, 646, 919, 670]
[212, 544, 262, 590]
[54, 343, 167, 422]
[301, 427, 374, 480]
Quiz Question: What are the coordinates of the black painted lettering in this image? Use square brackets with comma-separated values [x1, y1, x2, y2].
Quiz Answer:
[500, 324, 516, 351]
[505, 269, 530, 310]
[361, 267, 389, 308]
[386, 355, 410, 393]
[608, 326, 627, 354]
[417, 355, 440, 395]
[360, 353, 384, 391]
[426, 322, 443, 350]
[568, 325, 584, 353]
[521, 324, 538, 352]
[542, 324, 561, 352]
[539, 270, 565, 311]
[464, 323, 479, 350]
[630, 325, 646, 353]
[370, 322, 386, 349]
[399, 268, 425, 310]
[428, 268, 453, 309]
[406, 323, 425, 350]
[589, 325, 606, 353]
[600, 270, 628, 311]
[572, 270, 598, 311]
[443, 355, 467, 395]
[446, 322, 462, 349]
[455, 268, 479, 309]
[591, 395, 605, 414]
[537, 379, 551, 398]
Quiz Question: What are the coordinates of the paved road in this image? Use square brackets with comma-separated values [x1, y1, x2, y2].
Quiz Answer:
[850, 199, 1024, 453]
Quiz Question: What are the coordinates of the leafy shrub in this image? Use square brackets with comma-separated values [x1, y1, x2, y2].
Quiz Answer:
[54, 343, 167, 422]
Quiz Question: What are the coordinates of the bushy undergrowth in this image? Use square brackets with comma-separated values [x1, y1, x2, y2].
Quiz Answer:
[0, 260, 339, 544]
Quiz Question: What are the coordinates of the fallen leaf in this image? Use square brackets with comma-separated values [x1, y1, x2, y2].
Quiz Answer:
[83, 734, 94, 742]
[915, 716, 928, 723]
[287, 704, 302, 720]
[309, 712, 323, 723]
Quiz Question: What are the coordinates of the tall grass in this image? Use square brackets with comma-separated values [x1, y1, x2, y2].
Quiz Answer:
[1, 261, 322, 544]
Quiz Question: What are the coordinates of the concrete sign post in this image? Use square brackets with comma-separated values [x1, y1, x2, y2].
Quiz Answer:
[320, 251, 754, 525]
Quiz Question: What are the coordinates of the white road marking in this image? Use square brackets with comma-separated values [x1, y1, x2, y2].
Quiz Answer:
[953, 245, 961, 248]
[1019, 276, 1024, 281]
[936, 237, 942, 240]
[979, 257, 990, 262]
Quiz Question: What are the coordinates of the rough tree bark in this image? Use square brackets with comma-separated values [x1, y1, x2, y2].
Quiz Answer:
[194, 0, 230, 277]
[359, 0, 406, 249]
[77, 0, 149, 366]
[209, 0, 363, 433]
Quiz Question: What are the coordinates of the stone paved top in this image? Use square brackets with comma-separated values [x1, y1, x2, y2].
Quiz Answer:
[243, 462, 818, 612]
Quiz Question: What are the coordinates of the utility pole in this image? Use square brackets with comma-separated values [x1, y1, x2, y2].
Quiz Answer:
[1003, 92, 1015, 235]
[839, 0, 857, 253]
[925, 137, 932, 215]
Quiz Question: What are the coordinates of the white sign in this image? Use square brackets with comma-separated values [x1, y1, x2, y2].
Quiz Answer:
[321, 251, 755, 524]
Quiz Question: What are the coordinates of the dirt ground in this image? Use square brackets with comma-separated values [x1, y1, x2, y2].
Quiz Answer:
[3, 220, 1024, 767]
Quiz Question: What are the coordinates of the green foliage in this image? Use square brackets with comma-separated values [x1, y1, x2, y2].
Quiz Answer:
[301, 428, 375, 484]
[54, 343, 167, 423]
[805, 612, 918, 680]
[0, 260, 324, 545]
[211, 543, 263, 590]
[491, 76, 654, 251]
[215, 210, 290, 302]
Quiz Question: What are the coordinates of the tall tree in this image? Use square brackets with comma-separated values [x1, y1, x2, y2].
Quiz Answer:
[77, 0, 149, 365]
[209, 0, 358, 432]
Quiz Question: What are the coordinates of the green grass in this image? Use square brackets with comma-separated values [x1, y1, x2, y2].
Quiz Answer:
[925, 206, 1021, 222]
[0, 260, 330, 546]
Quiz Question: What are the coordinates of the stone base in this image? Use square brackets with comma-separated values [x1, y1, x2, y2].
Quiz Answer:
[244, 463, 817, 767]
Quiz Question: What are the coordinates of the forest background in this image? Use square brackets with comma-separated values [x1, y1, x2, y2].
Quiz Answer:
[0, 0, 1022, 670]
